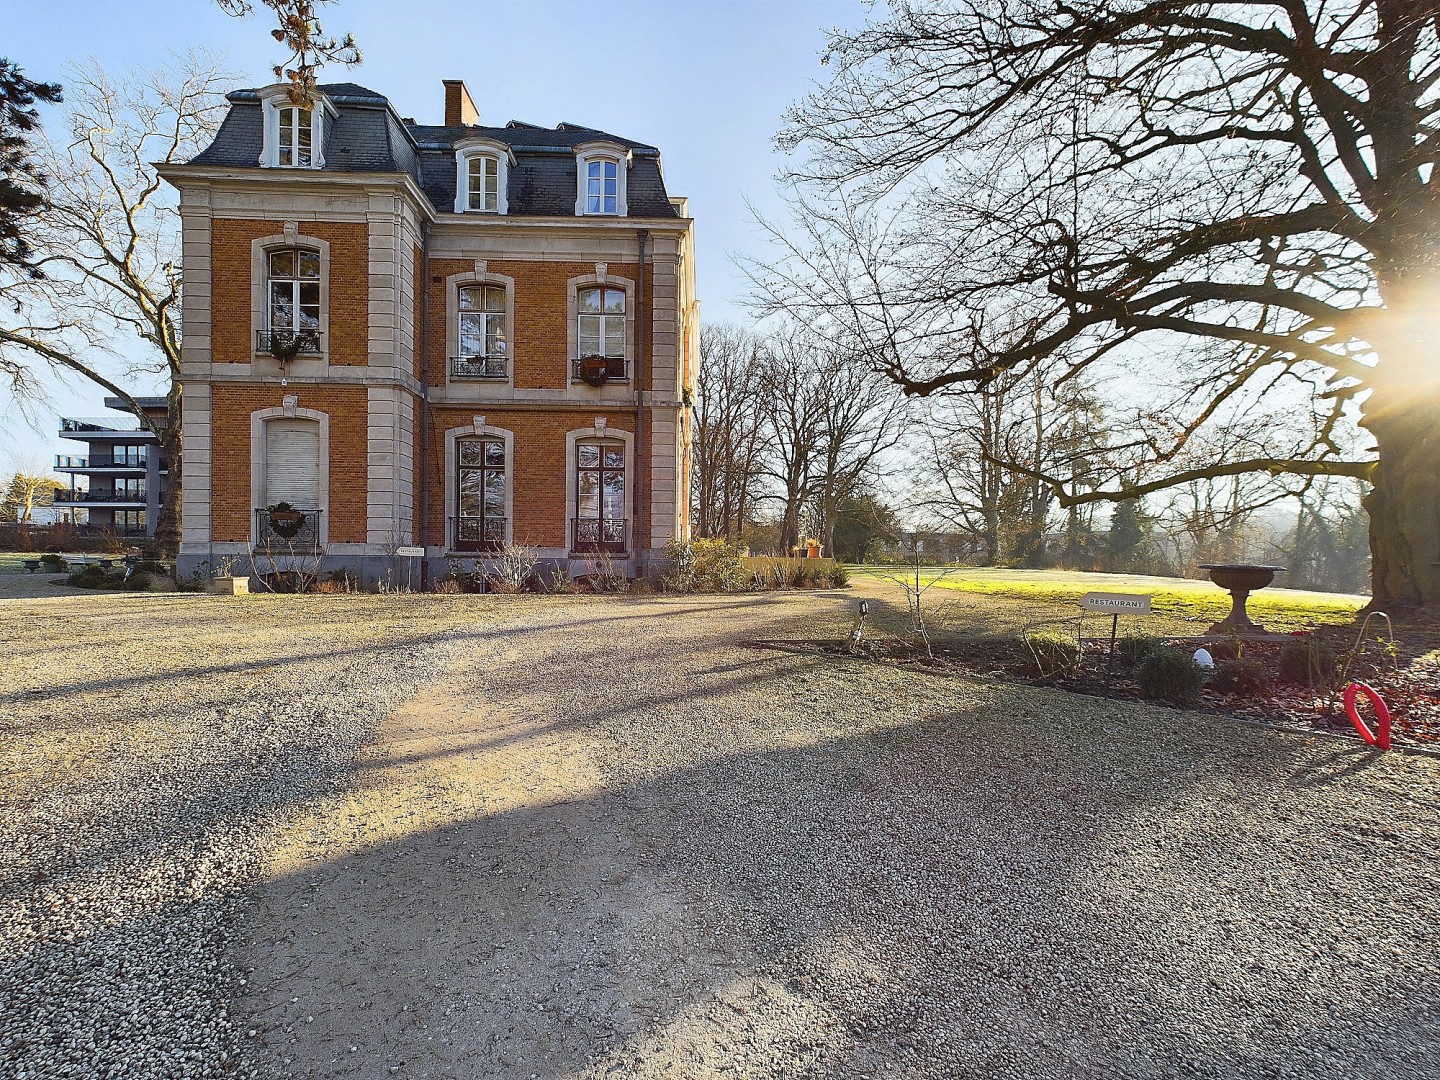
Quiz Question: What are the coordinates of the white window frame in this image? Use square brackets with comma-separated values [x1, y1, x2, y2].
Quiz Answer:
[574, 142, 631, 217]
[454, 138, 514, 215]
[258, 86, 333, 169]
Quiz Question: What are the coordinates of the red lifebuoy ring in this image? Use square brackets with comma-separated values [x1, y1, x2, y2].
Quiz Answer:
[1343, 681, 1391, 750]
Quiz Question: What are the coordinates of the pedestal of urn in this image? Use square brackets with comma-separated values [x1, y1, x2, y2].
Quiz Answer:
[1198, 564, 1287, 635]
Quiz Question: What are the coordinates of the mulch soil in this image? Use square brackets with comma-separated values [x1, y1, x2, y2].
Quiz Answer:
[761, 624, 1440, 750]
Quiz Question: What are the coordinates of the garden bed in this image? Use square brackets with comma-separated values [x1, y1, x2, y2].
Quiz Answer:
[758, 628, 1440, 749]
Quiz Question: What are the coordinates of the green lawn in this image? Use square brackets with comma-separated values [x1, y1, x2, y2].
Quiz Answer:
[0, 553, 47, 575]
[850, 565, 1367, 638]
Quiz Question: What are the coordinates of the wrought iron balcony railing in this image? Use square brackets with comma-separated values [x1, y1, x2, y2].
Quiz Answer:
[449, 354, 509, 380]
[571, 355, 627, 384]
[254, 507, 323, 551]
[450, 516, 507, 552]
[572, 516, 627, 554]
[256, 329, 323, 356]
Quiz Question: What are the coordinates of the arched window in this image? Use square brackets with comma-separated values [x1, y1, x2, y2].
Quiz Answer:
[455, 284, 508, 378]
[467, 155, 500, 211]
[573, 440, 626, 552]
[454, 142, 511, 214]
[455, 437, 506, 550]
[263, 249, 322, 354]
[277, 105, 313, 167]
[576, 285, 626, 381]
[575, 146, 628, 216]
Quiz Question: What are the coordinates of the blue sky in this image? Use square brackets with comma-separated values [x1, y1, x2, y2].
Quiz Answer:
[3, 0, 867, 462]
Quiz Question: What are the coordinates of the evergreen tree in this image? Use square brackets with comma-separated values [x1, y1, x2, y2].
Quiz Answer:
[0, 60, 61, 275]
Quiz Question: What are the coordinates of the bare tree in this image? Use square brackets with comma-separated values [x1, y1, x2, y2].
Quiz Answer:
[810, 351, 905, 557]
[0, 56, 231, 555]
[692, 324, 768, 540]
[770, 1, 1440, 611]
[759, 327, 826, 555]
[217, 0, 361, 105]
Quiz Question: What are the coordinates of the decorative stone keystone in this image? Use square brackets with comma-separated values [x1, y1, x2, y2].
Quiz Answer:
[594, 416, 607, 434]
[595, 262, 608, 281]
[473, 259, 487, 276]
[282, 394, 298, 417]
[282, 220, 298, 242]
[472, 415, 487, 435]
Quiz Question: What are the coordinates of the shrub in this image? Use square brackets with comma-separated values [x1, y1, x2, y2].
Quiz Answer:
[1205, 636, 1245, 663]
[1136, 646, 1207, 706]
[826, 562, 850, 588]
[66, 564, 110, 589]
[1024, 630, 1082, 678]
[1211, 657, 1270, 697]
[484, 542, 540, 593]
[40, 552, 65, 569]
[1278, 638, 1338, 688]
[1116, 632, 1161, 666]
[133, 559, 169, 574]
[662, 538, 747, 592]
[117, 572, 152, 592]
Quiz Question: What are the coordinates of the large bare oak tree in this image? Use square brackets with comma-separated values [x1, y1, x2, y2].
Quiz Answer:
[768, 0, 1440, 609]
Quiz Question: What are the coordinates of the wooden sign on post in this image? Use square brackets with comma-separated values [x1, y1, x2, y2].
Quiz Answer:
[1082, 592, 1153, 678]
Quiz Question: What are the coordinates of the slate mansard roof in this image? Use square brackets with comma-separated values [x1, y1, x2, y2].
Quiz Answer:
[189, 83, 681, 219]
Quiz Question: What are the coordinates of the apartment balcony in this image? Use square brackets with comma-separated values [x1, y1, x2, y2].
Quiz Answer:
[571, 355, 628, 385]
[572, 517, 627, 555]
[55, 454, 152, 472]
[60, 416, 148, 435]
[256, 329, 323, 356]
[450, 516, 506, 552]
[53, 490, 148, 506]
[253, 508, 323, 552]
[449, 354, 508, 380]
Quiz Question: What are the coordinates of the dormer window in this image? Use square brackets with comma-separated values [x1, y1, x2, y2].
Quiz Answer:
[574, 144, 631, 217]
[454, 140, 512, 214]
[278, 105, 313, 167]
[259, 86, 331, 169]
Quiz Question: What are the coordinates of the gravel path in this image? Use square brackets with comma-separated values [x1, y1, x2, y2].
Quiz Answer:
[235, 585, 1438, 1079]
[3, 582, 1438, 1078]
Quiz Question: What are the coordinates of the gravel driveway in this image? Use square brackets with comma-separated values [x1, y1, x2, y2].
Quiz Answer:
[2, 581, 1438, 1079]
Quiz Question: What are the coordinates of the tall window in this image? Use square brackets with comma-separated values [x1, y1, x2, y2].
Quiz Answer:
[578, 286, 625, 357]
[467, 155, 500, 211]
[112, 444, 146, 467]
[585, 158, 619, 214]
[115, 510, 147, 535]
[575, 441, 625, 551]
[278, 106, 313, 167]
[269, 250, 321, 333]
[456, 438, 506, 550]
[114, 477, 146, 500]
[458, 285, 507, 358]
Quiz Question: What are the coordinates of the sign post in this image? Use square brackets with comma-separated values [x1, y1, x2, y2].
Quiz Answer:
[1081, 592, 1153, 679]
[395, 545, 424, 593]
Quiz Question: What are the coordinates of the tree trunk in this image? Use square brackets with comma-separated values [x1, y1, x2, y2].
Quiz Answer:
[1362, 397, 1440, 609]
[153, 387, 183, 559]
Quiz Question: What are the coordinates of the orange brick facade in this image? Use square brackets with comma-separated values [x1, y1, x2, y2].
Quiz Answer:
[211, 219, 371, 366]
[209, 383, 372, 545]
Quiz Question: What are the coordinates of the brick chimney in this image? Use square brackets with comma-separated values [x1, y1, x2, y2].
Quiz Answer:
[442, 80, 479, 127]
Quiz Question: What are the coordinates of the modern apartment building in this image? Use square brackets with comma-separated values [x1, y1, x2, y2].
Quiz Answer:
[159, 79, 697, 583]
[53, 397, 169, 538]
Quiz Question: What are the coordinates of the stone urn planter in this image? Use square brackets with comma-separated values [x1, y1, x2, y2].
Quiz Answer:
[1198, 563, 1287, 635]
[211, 574, 250, 596]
